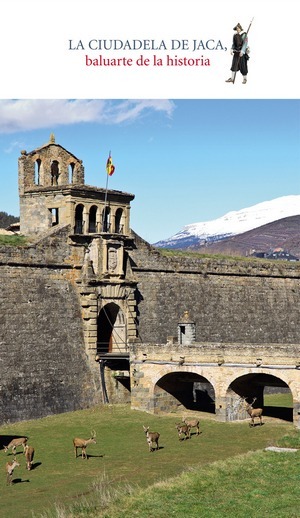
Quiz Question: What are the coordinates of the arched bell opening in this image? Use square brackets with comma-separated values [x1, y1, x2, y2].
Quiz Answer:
[51, 160, 60, 185]
[68, 162, 75, 184]
[34, 159, 41, 185]
[115, 208, 123, 233]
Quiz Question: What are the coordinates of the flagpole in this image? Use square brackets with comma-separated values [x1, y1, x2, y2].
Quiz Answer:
[102, 150, 112, 232]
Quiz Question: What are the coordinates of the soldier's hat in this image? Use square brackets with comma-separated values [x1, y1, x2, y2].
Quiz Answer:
[233, 23, 243, 31]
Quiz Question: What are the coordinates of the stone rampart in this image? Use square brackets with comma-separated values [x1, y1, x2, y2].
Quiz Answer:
[130, 238, 300, 346]
[0, 234, 98, 424]
[1, 229, 300, 424]
[0, 224, 84, 267]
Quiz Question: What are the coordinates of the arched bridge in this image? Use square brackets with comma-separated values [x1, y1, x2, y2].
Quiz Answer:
[130, 342, 300, 428]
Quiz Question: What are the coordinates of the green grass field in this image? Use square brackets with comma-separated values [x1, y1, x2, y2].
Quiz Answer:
[0, 403, 299, 518]
[0, 234, 27, 246]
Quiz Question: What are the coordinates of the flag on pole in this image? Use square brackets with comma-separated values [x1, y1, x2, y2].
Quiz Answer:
[106, 153, 115, 176]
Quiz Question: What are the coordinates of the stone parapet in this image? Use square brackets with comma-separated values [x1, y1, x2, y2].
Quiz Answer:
[131, 342, 300, 367]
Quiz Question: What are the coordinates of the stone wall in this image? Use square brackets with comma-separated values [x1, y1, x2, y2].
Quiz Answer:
[0, 224, 84, 267]
[0, 234, 99, 424]
[1, 228, 300, 424]
[130, 234, 300, 346]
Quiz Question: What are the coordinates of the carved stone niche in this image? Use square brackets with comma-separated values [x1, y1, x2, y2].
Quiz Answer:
[102, 239, 124, 278]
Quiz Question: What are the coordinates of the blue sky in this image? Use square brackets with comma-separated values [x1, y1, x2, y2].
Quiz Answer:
[0, 99, 299, 243]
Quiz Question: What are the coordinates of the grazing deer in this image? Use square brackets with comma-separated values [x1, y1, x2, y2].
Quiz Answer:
[143, 426, 160, 452]
[176, 423, 191, 441]
[242, 397, 263, 427]
[4, 437, 27, 455]
[25, 445, 35, 470]
[73, 430, 96, 459]
[6, 458, 20, 485]
[182, 417, 200, 436]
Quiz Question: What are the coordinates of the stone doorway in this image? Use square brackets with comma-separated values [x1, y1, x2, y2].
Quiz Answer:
[97, 302, 127, 354]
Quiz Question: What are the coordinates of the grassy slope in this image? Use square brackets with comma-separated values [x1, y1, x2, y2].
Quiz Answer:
[0, 404, 298, 517]
[103, 449, 300, 518]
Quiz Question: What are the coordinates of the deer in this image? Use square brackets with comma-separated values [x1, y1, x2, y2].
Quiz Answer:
[4, 437, 28, 455]
[24, 445, 35, 470]
[5, 458, 20, 485]
[175, 422, 191, 441]
[73, 430, 96, 459]
[182, 417, 200, 436]
[143, 426, 160, 452]
[241, 397, 263, 427]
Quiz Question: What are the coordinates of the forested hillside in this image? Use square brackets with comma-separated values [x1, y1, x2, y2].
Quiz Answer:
[0, 211, 19, 228]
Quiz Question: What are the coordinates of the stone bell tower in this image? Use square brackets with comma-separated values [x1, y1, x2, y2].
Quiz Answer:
[18, 135, 138, 398]
[18, 133, 85, 235]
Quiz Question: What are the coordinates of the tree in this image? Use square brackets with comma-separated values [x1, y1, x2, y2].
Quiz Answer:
[0, 211, 19, 229]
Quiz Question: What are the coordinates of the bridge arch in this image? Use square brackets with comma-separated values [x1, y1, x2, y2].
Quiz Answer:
[152, 369, 215, 415]
[225, 371, 294, 423]
[130, 351, 300, 428]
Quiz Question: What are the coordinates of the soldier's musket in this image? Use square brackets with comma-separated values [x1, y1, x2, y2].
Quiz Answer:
[232, 17, 254, 84]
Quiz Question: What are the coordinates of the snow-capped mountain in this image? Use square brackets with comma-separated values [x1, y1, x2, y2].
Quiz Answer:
[154, 195, 300, 249]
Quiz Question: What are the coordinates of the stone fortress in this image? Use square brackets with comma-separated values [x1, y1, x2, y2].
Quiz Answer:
[1, 135, 300, 427]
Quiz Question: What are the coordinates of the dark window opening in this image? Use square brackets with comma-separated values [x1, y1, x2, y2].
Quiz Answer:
[89, 205, 98, 233]
[35, 159, 41, 185]
[51, 160, 60, 185]
[115, 208, 123, 233]
[102, 206, 111, 232]
[179, 325, 186, 344]
[49, 208, 59, 226]
[75, 204, 84, 234]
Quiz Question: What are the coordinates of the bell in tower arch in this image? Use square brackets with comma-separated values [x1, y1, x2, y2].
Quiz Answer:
[51, 160, 60, 185]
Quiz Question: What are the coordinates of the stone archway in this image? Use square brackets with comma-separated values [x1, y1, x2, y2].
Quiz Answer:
[153, 371, 215, 415]
[227, 372, 293, 422]
[97, 302, 126, 354]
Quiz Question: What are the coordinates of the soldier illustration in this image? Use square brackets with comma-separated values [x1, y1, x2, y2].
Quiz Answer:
[226, 22, 250, 84]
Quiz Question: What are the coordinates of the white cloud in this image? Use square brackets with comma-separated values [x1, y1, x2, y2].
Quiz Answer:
[0, 99, 175, 134]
